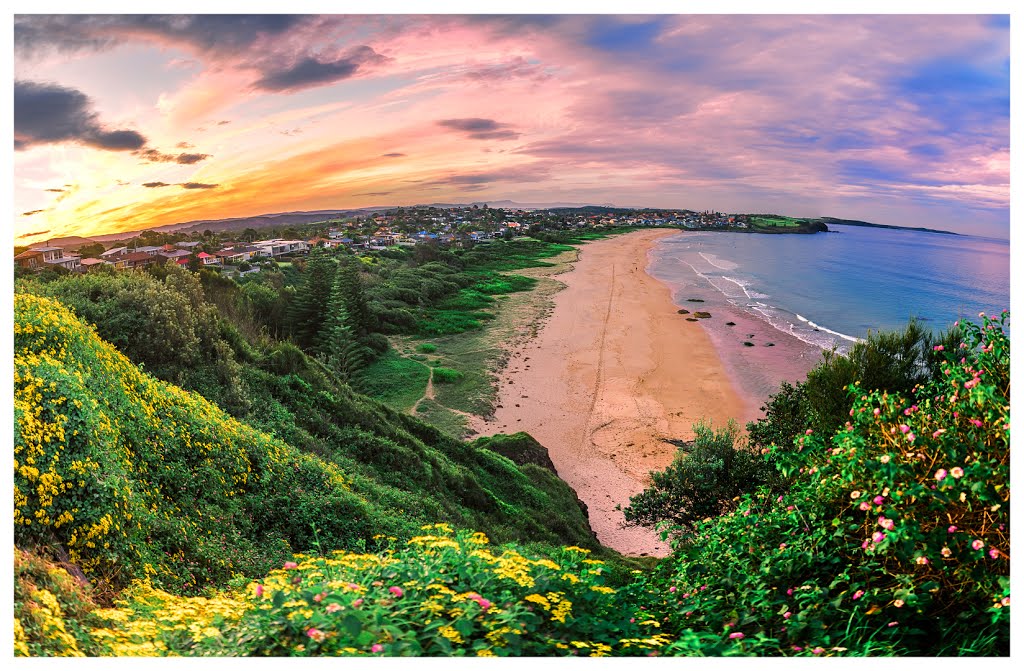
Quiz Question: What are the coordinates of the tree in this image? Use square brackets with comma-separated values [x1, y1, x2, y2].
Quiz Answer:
[332, 257, 373, 337]
[286, 248, 335, 349]
[319, 270, 371, 382]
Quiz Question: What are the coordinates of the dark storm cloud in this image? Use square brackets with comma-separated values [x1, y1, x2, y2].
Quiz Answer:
[14, 80, 146, 151]
[254, 46, 388, 92]
[436, 118, 521, 141]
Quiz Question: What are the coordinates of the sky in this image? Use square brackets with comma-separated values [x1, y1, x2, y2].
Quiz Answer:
[11, 12, 1012, 241]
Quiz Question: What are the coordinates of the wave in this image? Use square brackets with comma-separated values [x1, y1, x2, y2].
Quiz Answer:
[795, 314, 862, 343]
[698, 251, 738, 271]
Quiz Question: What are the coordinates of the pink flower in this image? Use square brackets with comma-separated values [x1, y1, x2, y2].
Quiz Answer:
[877, 517, 894, 530]
[283, 561, 298, 569]
[887, 621, 899, 628]
[935, 469, 948, 481]
[306, 627, 326, 642]
[1001, 597, 1010, 607]
[779, 543, 787, 550]
[852, 590, 864, 600]
[371, 644, 384, 653]
[859, 502, 871, 511]
[313, 592, 325, 602]
[894, 599, 904, 608]
[792, 646, 804, 652]
[899, 424, 910, 434]
[950, 467, 964, 478]
[787, 588, 793, 595]
[783, 611, 792, 619]
[916, 557, 928, 565]
[352, 598, 363, 607]
[970, 419, 984, 428]
[389, 586, 404, 597]
[948, 525, 957, 533]
[729, 632, 745, 640]
[932, 429, 945, 439]
[669, 586, 676, 592]
[933, 345, 944, 351]
[255, 584, 264, 597]
[874, 495, 885, 505]
[812, 647, 824, 655]
[972, 539, 985, 550]
[872, 532, 886, 543]
[326, 603, 342, 613]
[879, 454, 890, 464]
[873, 408, 881, 416]
[805, 429, 813, 435]
[988, 548, 999, 559]
[477, 598, 492, 610]
[941, 547, 952, 557]
[906, 433, 916, 443]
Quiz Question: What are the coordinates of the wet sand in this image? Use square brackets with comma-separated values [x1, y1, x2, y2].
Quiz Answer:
[473, 229, 752, 557]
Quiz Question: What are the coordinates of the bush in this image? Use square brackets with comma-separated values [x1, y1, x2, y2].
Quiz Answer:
[622, 421, 771, 536]
[432, 367, 464, 384]
[86, 527, 668, 657]
[642, 310, 1010, 656]
[416, 343, 438, 354]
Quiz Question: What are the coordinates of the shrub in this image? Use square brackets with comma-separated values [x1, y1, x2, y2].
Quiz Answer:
[432, 367, 464, 384]
[622, 421, 771, 537]
[86, 527, 667, 657]
[417, 343, 438, 354]
[642, 310, 1010, 656]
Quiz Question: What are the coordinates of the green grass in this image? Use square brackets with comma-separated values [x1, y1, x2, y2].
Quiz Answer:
[416, 343, 438, 353]
[354, 350, 430, 411]
[412, 398, 468, 438]
[749, 215, 802, 228]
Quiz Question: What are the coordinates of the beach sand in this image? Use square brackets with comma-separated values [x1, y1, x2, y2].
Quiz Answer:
[473, 229, 755, 557]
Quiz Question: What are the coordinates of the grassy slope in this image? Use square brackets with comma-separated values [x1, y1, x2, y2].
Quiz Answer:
[14, 293, 599, 598]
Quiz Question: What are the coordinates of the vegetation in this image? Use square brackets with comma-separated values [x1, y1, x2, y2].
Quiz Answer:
[12, 223, 1010, 657]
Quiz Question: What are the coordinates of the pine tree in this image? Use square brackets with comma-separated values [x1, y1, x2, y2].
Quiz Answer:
[333, 257, 373, 338]
[320, 268, 370, 382]
[286, 248, 335, 349]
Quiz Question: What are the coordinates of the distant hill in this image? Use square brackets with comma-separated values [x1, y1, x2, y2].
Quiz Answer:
[30, 235, 99, 250]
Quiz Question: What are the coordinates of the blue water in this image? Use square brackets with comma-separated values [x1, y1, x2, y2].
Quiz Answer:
[649, 224, 1010, 353]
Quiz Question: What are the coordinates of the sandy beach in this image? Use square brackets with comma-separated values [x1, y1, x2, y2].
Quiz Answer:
[474, 229, 754, 557]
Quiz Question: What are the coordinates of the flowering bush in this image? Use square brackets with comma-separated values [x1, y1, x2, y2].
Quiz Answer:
[82, 526, 667, 657]
[642, 311, 1009, 655]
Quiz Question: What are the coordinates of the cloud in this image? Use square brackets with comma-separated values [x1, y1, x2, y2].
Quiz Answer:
[437, 118, 520, 140]
[142, 182, 172, 188]
[15, 14, 308, 58]
[45, 188, 65, 193]
[136, 148, 212, 164]
[382, 152, 405, 157]
[14, 80, 146, 151]
[18, 229, 51, 238]
[217, 120, 231, 125]
[254, 46, 388, 92]
[180, 182, 219, 189]
[176, 141, 194, 148]
[22, 210, 45, 216]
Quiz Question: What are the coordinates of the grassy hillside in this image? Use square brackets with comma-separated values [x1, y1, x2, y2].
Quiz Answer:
[14, 293, 598, 600]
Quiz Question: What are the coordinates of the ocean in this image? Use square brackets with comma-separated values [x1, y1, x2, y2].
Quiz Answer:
[648, 224, 1010, 354]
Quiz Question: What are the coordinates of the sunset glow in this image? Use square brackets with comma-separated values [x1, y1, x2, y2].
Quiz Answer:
[13, 13, 1010, 241]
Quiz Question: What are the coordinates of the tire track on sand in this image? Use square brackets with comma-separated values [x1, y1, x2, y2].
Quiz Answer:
[580, 263, 616, 454]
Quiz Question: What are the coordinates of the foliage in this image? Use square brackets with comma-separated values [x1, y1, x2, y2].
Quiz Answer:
[416, 343, 438, 353]
[353, 351, 430, 411]
[432, 367, 465, 384]
[637, 311, 1010, 656]
[622, 422, 772, 536]
[75, 527, 666, 657]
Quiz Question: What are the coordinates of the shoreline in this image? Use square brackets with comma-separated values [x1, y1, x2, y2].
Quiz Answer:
[473, 229, 750, 557]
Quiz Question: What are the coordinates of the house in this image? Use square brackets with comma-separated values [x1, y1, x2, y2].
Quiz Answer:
[197, 252, 221, 266]
[157, 247, 191, 261]
[14, 250, 45, 270]
[132, 245, 163, 256]
[118, 251, 157, 269]
[100, 246, 128, 259]
[175, 241, 202, 249]
[28, 246, 82, 271]
[252, 239, 309, 257]
[79, 258, 109, 271]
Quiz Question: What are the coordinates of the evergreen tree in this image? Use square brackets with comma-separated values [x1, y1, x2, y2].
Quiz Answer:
[286, 248, 335, 349]
[333, 257, 373, 337]
[320, 269, 371, 382]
